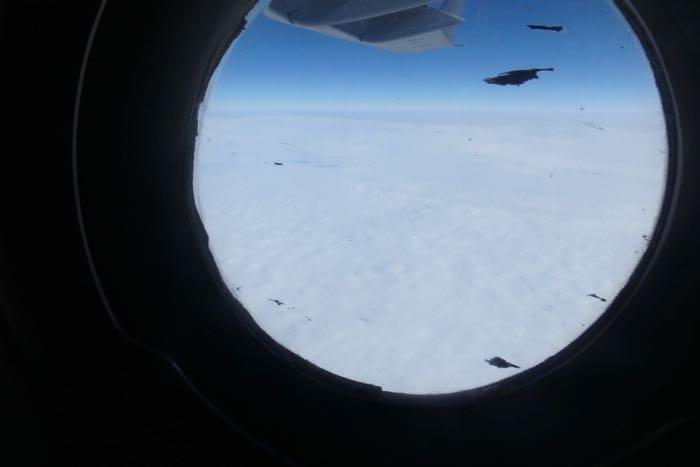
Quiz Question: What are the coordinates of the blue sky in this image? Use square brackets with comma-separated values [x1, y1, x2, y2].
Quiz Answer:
[208, 0, 661, 112]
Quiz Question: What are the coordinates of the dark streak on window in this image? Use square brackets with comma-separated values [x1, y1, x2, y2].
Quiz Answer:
[483, 68, 554, 86]
[485, 357, 521, 369]
[527, 24, 564, 32]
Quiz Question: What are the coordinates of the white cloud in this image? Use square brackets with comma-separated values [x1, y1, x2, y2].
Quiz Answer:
[194, 108, 666, 394]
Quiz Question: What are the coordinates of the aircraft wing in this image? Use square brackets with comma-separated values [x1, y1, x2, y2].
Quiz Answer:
[265, 0, 436, 26]
[264, 0, 465, 52]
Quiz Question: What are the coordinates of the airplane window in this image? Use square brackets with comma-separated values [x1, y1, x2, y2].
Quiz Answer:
[194, 0, 667, 394]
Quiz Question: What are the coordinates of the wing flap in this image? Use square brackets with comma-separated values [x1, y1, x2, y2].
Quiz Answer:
[334, 6, 463, 44]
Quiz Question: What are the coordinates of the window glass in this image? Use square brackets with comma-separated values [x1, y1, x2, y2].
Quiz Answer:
[195, 0, 667, 394]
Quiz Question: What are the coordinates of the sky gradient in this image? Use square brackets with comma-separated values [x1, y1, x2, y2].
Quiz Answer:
[207, 0, 662, 112]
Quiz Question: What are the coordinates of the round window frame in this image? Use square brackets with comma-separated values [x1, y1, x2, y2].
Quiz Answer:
[73, 1, 693, 465]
